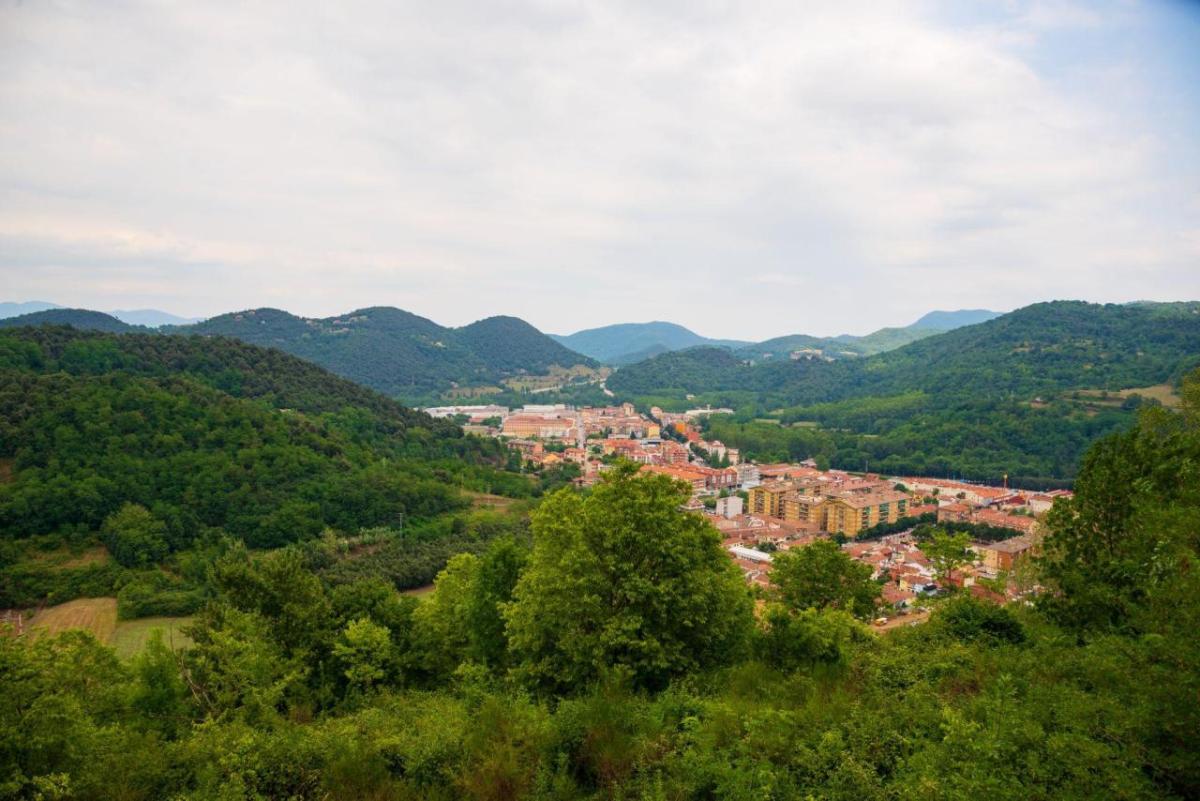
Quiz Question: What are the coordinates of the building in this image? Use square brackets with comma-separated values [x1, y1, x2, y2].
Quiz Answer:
[735, 463, 761, 487]
[822, 489, 909, 536]
[423, 404, 509, 420]
[502, 413, 579, 440]
[748, 482, 792, 517]
[974, 535, 1040, 571]
[715, 495, 744, 519]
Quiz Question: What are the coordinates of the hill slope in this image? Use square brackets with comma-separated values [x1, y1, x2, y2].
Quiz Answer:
[0, 301, 60, 318]
[0, 327, 523, 557]
[177, 306, 596, 401]
[108, 309, 204, 327]
[911, 308, 1002, 330]
[740, 308, 1003, 361]
[610, 302, 1200, 481]
[551, 321, 751, 364]
[0, 308, 136, 333]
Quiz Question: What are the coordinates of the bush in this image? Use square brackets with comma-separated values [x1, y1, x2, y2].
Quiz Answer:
[934, 595, 1026, 645]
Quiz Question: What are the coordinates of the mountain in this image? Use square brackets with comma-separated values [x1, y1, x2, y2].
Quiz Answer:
[551, 322, 751, 364]
[609, 301, 1200, 481]
[0, 301, 60, 318]
[108, 308, 205, 327]
[179, 306, 596, 401]
[910, 308, 1002, 330]
[0, 308, 136, 333]
[739, 308, 1003, 361]
[614, 301, 1200, 405]
[0, 326, 517, 560]
[0, 303, 204, 327]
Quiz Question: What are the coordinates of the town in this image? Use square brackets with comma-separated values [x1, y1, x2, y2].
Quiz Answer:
[426, 401, 1071, 628]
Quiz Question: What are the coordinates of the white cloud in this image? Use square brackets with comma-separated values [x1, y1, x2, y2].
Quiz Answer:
[0, 0, 1196, 337]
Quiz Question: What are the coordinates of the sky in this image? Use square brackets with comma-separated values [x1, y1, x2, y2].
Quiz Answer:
[1, 0, 1198, 340]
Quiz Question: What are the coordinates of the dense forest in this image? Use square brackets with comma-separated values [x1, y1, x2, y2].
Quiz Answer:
[2, 375, 1198, 800]
[179, 307, 597, 401]
[611, 301, 1200, 483]
[1, 306, 600, 403]
[0, 327, 539, 610]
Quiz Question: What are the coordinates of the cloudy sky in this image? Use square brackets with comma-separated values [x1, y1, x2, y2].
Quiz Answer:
[1, 0, 1198, 339]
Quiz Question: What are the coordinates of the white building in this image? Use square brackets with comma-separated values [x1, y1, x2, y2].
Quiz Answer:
[715, 495, 744, 519]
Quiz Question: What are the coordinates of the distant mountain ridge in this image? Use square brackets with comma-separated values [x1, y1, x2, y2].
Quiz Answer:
[605, 301, 1200, 481]
[910, 308, 1002, 330]
[558, 309, 1003, 365]
[551, 321, 751, 365]
[0, 305, 596, 402]
[0, 301, 202, 327]
[177, 307, 596, 400]
[610, 301, 1200, 403]
[0, 308, 138, 333]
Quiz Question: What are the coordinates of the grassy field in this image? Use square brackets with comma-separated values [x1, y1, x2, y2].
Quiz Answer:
[109, 616, 195, 660]
[1070, 383, 1181, 409]
[28, 597, 118, 642]
[25, 597, 193, 659]
[27, 545, 110, 570]
[468, 491, 522, 510]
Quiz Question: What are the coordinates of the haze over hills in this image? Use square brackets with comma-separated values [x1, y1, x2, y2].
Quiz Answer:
[0, 308, 139, 333]
[557, 309, 1003, 365]
[550, 322, 751, 365]
[0, 301, 202, 327]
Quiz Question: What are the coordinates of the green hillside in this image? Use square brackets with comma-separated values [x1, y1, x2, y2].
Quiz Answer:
[610, 301, 1200, 482]
[0, 327, 534, 608]
[551, 321, 751, 364]
[181, 306, 596, 401]
[4, 385, 1199, 799]
[0, 308, 137, 333]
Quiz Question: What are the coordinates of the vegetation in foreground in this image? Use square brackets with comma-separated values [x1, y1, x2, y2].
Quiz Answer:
[2, 373, 1199, 800]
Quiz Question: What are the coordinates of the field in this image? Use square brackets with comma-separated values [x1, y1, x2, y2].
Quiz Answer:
[108, 616, 195, 659]
[25, 597, 193, 659]
[468, 491, 522, 511]
[1070, 383, 1181, 409]
[28, 597, 118, 642]
[27, 545, 110, 570]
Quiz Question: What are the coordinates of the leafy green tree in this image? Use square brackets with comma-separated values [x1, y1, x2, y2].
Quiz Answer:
[933, 595, 1025, 645]
[505, 463, 754, 693]
[408, 552, 480, 682]
[922, 529, 973, 585]
[465, 536, 528, 669]
[769, 539, 879, 619]
[101, 503, 169, 567]
[334, 617, 393, 692]
[1039, 371, 1200, 631]
[756, 604, 863, 672]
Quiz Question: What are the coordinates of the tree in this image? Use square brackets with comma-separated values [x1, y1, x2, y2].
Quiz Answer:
[769, 539, 879, 619]
[505, 462, 754, 693]
[1039, 372, 1200, 631]
[923, 529, 973, 585]
[334, 618, 392, 692]
[101, 503, 169, 567]
[755, 604, 863, 672]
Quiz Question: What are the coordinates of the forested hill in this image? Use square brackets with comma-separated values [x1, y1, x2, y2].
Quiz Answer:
[178, 306, 596, 400]
[0, 327, 529, 558]
[0, 308, 137, 333]
[551, 321, 751, 364]
[610, 301, 1200, 482]
[611, 301, 1200, 404]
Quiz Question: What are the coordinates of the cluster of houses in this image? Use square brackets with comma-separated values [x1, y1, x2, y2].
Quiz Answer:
[430, 402, 1073, 624]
